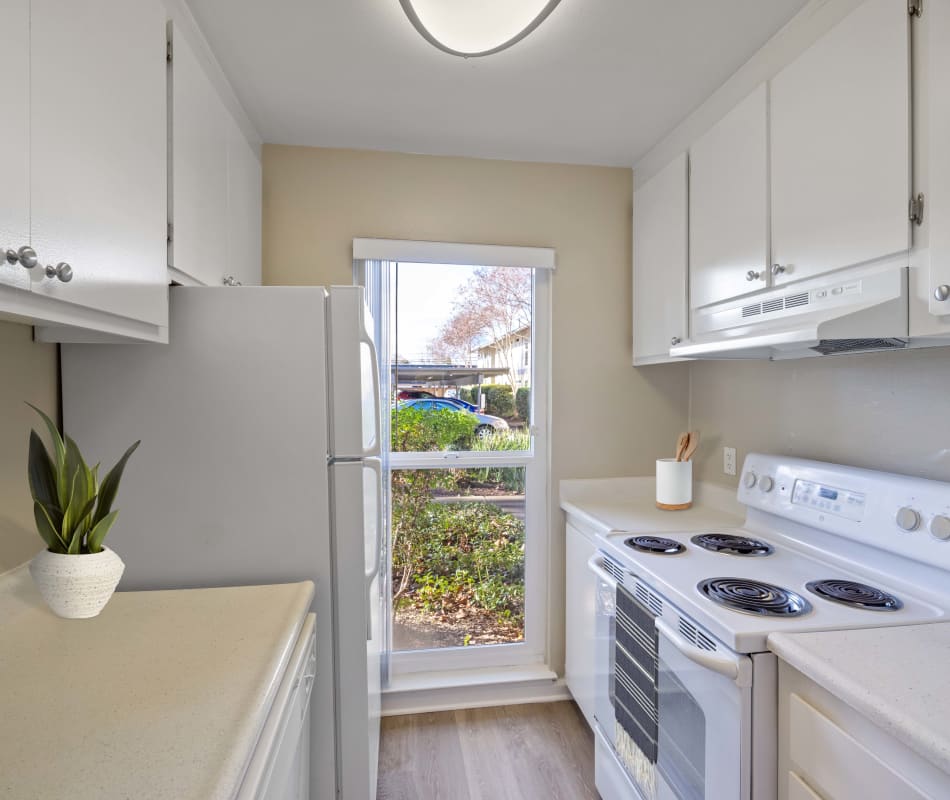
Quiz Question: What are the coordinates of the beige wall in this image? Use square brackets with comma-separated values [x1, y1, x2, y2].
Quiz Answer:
[263, 145, 690, 671]
[689, 347, 950, 488]
[0, 322, 59, 571]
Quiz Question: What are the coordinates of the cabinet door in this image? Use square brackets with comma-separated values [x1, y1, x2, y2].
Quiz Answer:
[226, 116, 263, 286]
[29, 0, 167, 325]
[690, 84, 769, 308]
[633, 153, 688, 364]
[0, 0, 32, 291]
[927, 0, 950, 318]
[170, 22, 229, 286]
[565, 521, 598, 729]
[770, 0, 910, 286]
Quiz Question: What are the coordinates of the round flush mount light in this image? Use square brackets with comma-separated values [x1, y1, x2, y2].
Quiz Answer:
[398, 0, 564, 58]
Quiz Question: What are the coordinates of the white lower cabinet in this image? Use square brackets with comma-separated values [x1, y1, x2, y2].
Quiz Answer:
[778, 660, 948, 800]
[238, 613, 316, 800]
[565, 519, 598, 728]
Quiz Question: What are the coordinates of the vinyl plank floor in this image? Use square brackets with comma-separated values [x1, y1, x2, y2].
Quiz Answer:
[377, 701, 597, 800]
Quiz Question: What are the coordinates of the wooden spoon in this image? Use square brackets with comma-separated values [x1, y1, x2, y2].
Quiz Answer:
[682, 431, 700, 462]
[675, 432, 690, 462]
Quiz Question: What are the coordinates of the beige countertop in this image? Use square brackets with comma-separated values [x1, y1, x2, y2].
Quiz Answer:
[0, 565, 314, 800]
[770, 624, 950, 777]
[559, 476, 744, 533]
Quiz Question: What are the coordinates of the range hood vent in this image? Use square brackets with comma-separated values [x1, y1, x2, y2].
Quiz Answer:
[810, 338, 909, 356]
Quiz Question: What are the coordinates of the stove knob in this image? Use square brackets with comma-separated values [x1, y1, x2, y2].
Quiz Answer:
[758, 476, 774, 493]
[896, 507, 921, 532]
[930, 515, 950, 541]
[743, 471, 757, 489]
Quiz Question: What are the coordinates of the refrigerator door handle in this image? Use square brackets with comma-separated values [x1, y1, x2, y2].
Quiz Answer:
[365, 457, 383, 582]
[360, 325, 383, 459]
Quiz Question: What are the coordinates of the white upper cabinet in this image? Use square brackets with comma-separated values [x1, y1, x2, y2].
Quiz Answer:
[169, 23, 230, 287]
[924, 0, 950, 322]
[689, 84, 769, 308]
[170, 24, 262, 288]
[226, 116, 263, 287]
[633, 153, 688, 365]
[29, 0, 168, 327]
[0, 0, 31, 292]
[770, 0, 911, 286]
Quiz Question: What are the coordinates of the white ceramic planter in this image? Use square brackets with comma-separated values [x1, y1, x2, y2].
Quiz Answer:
[29, 547, 125, 619]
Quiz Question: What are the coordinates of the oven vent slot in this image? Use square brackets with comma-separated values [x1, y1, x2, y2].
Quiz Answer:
[602, 555, 625, 583]
[741, 303, 762, 318]
[762, 298, 784, 314]
[677, 617, 718, 652]
[634, 581, 663, 617]
[784, 291, 809, 309]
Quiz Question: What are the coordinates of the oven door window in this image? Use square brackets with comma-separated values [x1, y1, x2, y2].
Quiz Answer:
[655, 633, 748, 800]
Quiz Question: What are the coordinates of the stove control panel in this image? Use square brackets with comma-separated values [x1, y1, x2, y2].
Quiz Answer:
[791, 480, 866, 522]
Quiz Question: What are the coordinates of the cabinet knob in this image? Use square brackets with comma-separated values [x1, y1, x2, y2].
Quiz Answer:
[45, 262, 73, 283]
[222, 275, 242, 287]
[5, 245, 38, 269]
[771, 263, 787, 276]
[935, 285, 950, 302]
[670, 336, 681, 346]
[746, 270, 762, 282]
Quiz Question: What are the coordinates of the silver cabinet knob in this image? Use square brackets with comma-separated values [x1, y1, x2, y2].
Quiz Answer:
[45, 262, 73, 282]
[935, 285, 950, 302]
[771, 263, 787, 276]
[222, 275, 242, 286]
[670, 336, 681, 346]
[896, 506, 921, 532]
[746, 270, 762, 282]
[5, 245, 38, 268]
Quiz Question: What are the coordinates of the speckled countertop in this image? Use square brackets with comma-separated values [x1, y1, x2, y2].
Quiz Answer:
[560, 476, 744, 533]
[0, 564, 314, 800]
[770, 624, 950, 776]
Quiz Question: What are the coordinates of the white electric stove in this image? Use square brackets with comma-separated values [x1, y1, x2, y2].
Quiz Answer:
[589, 454, 950, 800]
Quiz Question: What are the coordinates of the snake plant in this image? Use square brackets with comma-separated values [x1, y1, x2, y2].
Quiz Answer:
[27, 404, 140, 555]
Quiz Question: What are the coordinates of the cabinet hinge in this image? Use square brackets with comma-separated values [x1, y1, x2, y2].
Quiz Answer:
[910, 193, 925, 226]
[167, 222, 174, 243]
[166, 38, 173, 62]
[909, 0, 922, 17]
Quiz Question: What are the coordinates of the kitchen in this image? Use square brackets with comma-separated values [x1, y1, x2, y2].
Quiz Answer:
[2, 1, 950, 799]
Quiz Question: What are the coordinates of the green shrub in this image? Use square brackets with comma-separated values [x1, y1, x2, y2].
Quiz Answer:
[480, 384, 514, 418]
[468, 430, 530, 492]
[391, 406, 477, 453]
[458, 387, 475, 405]
[515, 387, 530, 422]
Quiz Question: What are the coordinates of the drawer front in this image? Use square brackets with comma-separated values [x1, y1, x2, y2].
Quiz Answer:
[788, 693, 931, 800]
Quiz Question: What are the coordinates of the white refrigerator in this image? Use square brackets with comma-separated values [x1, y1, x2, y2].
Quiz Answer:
[60, 285, 385, 800]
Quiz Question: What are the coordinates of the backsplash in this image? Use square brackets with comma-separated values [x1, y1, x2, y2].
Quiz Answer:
[0, 322, 58, 571]
[689, 346, 950, 488]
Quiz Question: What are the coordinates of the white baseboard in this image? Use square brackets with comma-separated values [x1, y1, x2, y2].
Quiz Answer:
[382, 667, 571, 716]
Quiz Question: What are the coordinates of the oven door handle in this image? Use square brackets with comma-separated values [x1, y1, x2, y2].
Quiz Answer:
[655, 618, 752, 688]
[586, 553, 618, 588]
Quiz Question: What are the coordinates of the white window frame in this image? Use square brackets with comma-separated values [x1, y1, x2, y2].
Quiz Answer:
[355, 240, 552, 677]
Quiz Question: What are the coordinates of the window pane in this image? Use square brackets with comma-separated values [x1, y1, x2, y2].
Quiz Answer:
[391, 467, 525, 651]
[390, 262, 533, 453]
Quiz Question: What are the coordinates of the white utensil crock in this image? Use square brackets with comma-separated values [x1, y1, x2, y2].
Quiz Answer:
[656, 458, 693, 510]
[29, 547, 125, 619]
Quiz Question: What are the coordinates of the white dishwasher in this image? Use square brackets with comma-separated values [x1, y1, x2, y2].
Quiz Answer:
[237, 613, 317, 800]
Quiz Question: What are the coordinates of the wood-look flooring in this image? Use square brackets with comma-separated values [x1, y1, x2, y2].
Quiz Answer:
[377, 701, 598, 800]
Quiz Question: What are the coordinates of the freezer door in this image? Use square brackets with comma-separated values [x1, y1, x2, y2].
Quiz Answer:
[327, 286, 381, 459]
[330, 457, 384, 800]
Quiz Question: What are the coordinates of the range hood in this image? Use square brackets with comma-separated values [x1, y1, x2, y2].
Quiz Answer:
[671, 263, 917, 360]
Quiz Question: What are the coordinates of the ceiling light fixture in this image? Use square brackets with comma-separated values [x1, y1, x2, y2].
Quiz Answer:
[398, 0, 564, 58]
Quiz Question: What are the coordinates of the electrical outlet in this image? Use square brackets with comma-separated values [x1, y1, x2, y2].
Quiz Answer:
[723, 447, 737, 476]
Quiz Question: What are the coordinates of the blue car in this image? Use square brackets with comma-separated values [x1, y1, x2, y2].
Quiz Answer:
[398, 398, 508, 437]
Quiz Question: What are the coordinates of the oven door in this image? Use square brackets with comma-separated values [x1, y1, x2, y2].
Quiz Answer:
[655, 618, 753, 800]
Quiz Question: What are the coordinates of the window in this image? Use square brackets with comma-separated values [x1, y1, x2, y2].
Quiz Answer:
[356, 241, 552, 677]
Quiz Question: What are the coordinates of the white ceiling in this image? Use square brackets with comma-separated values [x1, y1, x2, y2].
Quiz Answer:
[186, 0, 809, 167]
